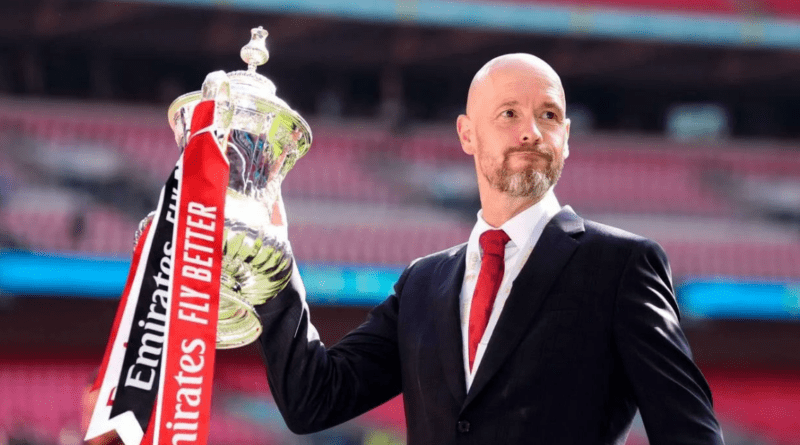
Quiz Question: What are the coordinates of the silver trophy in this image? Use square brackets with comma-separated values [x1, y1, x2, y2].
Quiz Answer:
[136, 27, 311, 349]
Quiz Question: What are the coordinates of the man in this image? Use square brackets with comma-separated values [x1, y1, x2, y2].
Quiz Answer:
[255, 54, 725, 444]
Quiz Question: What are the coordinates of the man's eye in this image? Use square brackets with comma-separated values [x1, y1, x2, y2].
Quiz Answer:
[501, 110, 516, 118]
[542, 111, 557, 120]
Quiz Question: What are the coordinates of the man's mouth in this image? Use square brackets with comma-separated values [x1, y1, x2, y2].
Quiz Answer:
[507, 148, 551, 162]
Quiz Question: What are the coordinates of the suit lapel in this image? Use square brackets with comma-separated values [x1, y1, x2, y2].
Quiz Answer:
[462, 207, 585, 409]
[435, 244, 468, 405]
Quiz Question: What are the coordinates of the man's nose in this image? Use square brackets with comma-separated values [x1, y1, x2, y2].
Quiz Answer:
[520, 119, 543, 143]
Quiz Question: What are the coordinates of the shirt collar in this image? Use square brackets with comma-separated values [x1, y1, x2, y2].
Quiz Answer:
[470, 188, 561, 252]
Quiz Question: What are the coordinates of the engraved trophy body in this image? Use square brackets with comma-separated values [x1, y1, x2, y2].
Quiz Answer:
[142, 27, 311, 349]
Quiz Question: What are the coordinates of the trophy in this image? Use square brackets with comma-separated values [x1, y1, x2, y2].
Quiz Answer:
[137, 27, 311, 349]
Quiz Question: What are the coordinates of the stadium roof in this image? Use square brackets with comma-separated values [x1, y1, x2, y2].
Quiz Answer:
[115, 0, 800, 49]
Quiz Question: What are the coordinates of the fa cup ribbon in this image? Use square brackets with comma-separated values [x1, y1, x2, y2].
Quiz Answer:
[87, 92, 229, 445]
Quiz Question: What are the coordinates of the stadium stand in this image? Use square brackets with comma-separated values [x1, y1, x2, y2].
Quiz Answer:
[705, 368, 800, 445]
[0, 360, 795, 445]
[0, 363, 276, 444]
[1, 100, 799, 280]
[290, 224, 473, 265]
[5, 101, 800, 214]
[0, 205, 137, 254]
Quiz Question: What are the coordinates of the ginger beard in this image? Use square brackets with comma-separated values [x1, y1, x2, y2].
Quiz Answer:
[477, 135, 565, 199]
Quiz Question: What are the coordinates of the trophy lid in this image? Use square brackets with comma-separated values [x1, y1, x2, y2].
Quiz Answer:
[227, 26, 277, 102]
[167, 26, 311, 167]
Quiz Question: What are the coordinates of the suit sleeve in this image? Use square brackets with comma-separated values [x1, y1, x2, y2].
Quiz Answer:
[253, 262, 407, 434]
[613, 239, 725, 445]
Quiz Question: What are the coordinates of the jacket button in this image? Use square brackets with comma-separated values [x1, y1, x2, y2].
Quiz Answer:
[457, 420, 470, 433]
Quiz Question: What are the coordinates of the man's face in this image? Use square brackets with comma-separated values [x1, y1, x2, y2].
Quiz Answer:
[459, 60, 570, 199]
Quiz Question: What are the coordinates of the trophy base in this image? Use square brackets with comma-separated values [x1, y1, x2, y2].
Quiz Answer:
[215, 216, 293, 349]
[217, 293, 262, 349]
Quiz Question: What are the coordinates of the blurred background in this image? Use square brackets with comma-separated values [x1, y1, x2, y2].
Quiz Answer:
[0, 0, 799, 443]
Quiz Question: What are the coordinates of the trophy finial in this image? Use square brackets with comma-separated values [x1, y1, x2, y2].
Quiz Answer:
[241, 26, 269, 72]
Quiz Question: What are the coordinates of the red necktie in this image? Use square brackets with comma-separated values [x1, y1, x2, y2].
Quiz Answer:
[468, 229, 510, 371]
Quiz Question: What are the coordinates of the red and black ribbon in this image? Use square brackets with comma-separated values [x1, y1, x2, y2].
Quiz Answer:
[87, 100, 228, 445]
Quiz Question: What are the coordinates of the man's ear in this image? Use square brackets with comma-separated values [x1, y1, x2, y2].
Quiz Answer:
[457, 114, 475, 155]
[563, 118, 571, 159]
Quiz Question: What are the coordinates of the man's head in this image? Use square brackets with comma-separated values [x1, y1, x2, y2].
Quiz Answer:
[457, 53, 570, 201]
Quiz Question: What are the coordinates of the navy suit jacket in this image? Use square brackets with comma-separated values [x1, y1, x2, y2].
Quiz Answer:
[255, 207, 725, 444]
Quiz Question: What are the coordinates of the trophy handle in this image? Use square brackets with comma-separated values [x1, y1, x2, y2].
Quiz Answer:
[202, 70, 233, 134]
[133, 211, 155, 249]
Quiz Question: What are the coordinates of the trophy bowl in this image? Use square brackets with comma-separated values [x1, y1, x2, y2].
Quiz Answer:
[138, 27, 311, 349]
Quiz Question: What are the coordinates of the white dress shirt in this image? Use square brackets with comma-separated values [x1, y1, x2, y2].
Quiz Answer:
[459, 189, 561, 391]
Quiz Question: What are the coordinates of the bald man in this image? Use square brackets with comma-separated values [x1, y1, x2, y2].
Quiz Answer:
[256, 54, 725, 444]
